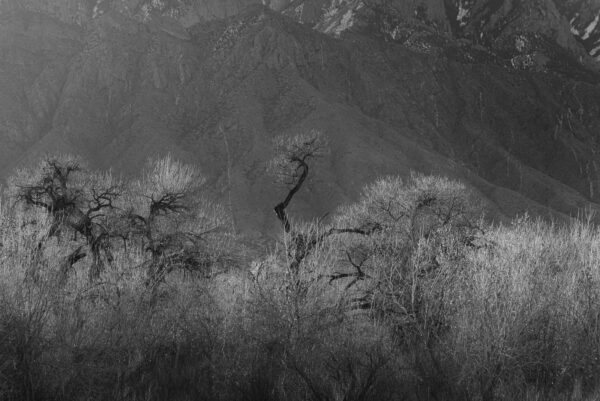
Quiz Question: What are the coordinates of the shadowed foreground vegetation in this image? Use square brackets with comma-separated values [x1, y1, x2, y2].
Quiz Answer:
[1, 151, 600, 401]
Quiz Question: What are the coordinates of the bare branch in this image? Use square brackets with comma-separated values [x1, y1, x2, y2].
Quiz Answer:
[148, 192, 187, 217]
[274, 160, 308, 233]
[269, 131, 328, 232]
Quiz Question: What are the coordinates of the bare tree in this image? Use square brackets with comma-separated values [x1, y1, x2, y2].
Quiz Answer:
[269, 130, 328, 234]
[11, 155, 231, 284]
[330, 173, 485, 321]
[268, 130, 380, 275]
[123, 155, 230, 284]
[13, 156, 120, 280]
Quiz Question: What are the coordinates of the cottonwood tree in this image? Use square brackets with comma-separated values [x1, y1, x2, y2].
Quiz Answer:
[123, 155, 230, 284]
[11, 156, 121, 280]
[11, 155, 231, 285]
[263, 130, 381, 356]
[324, 174, 485, 400]
[268, 130, 380, 276]
[260, 131, 389, 400]
[332, 174, 484, 335]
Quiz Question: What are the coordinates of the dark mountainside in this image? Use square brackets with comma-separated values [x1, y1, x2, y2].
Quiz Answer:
[2, 0, 600, 235]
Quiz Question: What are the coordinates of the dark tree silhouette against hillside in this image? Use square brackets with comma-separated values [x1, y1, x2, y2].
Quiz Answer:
[268, 130, 381, 275]
[11, 155, 230, 285]
[14, 156, 120, 280]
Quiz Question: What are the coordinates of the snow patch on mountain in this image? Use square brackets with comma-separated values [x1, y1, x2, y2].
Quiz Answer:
[582, 13, 600, 40]
[325, 9, 354, 35]
[456, 1, 470, 27]
[317, 0, 363, 37]
[570, 10, 600, 61]
[570, 16, 580, 35]
[92, 0, 101, 18]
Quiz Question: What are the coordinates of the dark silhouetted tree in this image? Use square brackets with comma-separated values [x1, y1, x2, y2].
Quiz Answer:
[268, 130, 380, 275]
[12, 156, 120, 280]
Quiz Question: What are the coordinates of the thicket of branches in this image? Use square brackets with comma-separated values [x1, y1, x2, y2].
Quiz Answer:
[8, 154, 231, 286]
[0, 133, 599, 401]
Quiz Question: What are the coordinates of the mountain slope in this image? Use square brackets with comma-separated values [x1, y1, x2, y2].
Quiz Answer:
[1, 3, 600, 235]
[0, 11, 83, 175]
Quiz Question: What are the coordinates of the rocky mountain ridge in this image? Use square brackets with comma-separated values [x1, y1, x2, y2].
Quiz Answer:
[2, 0, 599, 68]
[279, 0, 598, 67]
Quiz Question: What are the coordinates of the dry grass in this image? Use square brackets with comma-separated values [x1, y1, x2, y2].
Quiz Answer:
[447, 216, 600, 400]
